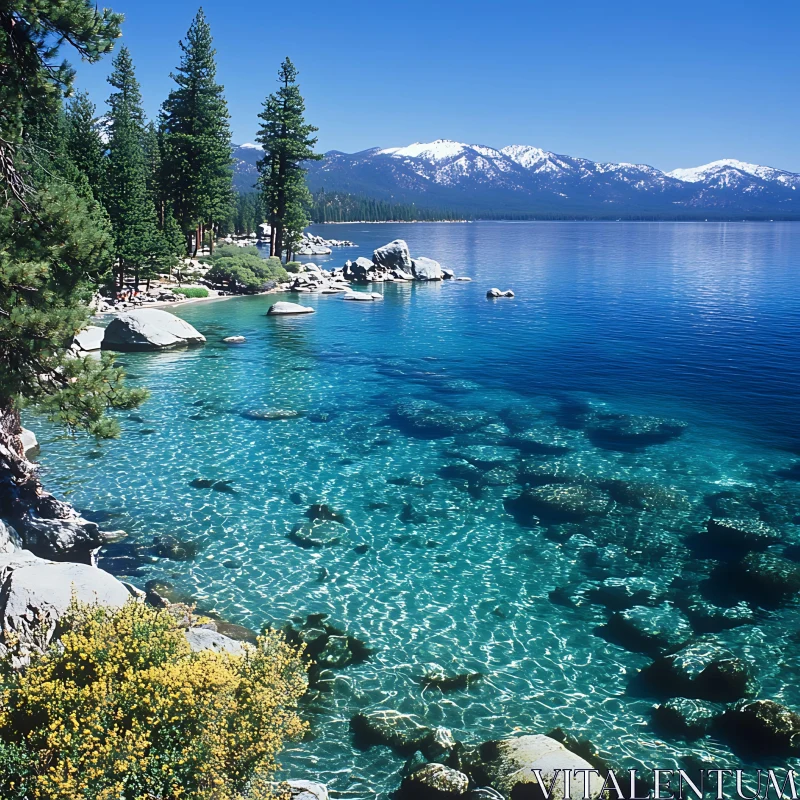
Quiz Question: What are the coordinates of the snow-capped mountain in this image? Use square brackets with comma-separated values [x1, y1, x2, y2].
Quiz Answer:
[232, 140, 800, 218]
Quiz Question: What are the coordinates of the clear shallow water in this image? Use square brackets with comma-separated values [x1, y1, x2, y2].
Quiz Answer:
[29, 222, 800, 796]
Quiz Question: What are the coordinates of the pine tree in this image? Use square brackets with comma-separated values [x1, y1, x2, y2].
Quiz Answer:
[256, 57, 322, 259]
[161, 8, 233, 256]
[64, 91, 106, 200]
[0, 0, 145, 500]
[104, 46, 165, 290]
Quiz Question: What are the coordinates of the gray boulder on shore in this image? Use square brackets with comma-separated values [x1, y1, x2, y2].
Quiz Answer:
[103, 309, 206, 351]
[0, 550, 133, 667]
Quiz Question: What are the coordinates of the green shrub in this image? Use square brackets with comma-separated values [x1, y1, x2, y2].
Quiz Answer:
[0, 600, 307, 800]
[285, 261, 303, 274]
[173, 286, 209, 298]
[206, 251, 287, 293]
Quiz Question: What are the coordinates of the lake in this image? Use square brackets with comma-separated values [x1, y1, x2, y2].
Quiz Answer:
[30, 221, 800, 797]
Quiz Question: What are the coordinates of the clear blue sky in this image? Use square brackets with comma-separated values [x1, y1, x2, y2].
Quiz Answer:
[72, 0, 800, 172]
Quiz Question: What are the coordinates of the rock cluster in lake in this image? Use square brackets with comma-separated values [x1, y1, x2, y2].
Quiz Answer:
[339, 239, 451, 283]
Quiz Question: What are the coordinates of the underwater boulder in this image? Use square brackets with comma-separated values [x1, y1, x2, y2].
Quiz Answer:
[601, 603, 692, 656]
[724, 552, 800, 607]
[587, 576, 663, 611]
[506, 428, 573, 455]
[717, 700, 800, 758]
[399, 763, 469, 799]
[638, 639, 756, 702]
[351, 708, 450, 756]
[393, 399, 495, 439]
[651, 698, 720, 740]
[690, 518, 782, 559]
[287, 520, 346, 548]
[419, 663, 483, 692]
[506, 484, 610, 525]
[150, 534, 199, 561]
[584, 414, 687, 451]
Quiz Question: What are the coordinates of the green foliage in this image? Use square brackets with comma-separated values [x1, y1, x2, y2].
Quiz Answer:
[104, 47, 169, 286]
[172, 286, 208, 298]
[0, 0, 146, 437]
[256, 58, 321, 259]
[64, 91, 106, 200]
[0, 600, 307, 799]
[160, 8, 234, 247]
[205, 246, 287, 292]
[284, 261, 303, 273]
[308, 188, 468, 223]
[0, 0, 122, 150]
[0, 173, 147, 436]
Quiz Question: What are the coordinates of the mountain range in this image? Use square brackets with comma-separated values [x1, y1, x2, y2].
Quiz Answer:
[232, 140, 800, 219]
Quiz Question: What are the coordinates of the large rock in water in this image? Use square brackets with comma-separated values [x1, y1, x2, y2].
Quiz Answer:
[412, 257, 444, 281]
[399, 763, 469, 799]
[350, 708, 454, 759]
[467, 735, 604, 800]
[373, 239, 412, 271]
[718, 700, 800, 757]
[267, 301, 315, 315]
[73, 325, 105, 352]
[602, 603, 693, 657]
[0, 551, 132, 666]
[638, 640, 755, 702]
[103, 309, 206, 351]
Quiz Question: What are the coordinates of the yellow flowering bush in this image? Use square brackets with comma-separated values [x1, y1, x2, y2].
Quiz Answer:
[0, 601, 307, 799]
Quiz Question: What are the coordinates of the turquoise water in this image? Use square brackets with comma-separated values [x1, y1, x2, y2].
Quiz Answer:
[30, 222, 800, 796]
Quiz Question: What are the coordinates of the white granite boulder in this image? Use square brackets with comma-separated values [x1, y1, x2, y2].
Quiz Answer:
[373, 239, 412, 271]
[184, 627, 246, 655]
[267, 302, 315, 315]
[471, 735, 603, 800]
[103, 309, 206, 351]
[487, 288, 515, 298]
[0, 551, 133, 665]
[73, 325, 105, 352]
[412, 257, 444, 281]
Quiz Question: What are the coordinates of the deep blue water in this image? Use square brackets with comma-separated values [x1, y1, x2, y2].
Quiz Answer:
[29, 222, 800, 796]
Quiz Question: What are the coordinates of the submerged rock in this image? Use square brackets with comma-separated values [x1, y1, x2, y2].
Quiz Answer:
[584, 414, 687, 450]
[305, 503, 347, 524]
[103, 309, 206, 351]
[694, 518, 782, 557]
[506, 484, 610, 524]
[420, 663, 483, 692]
[587, 577, 663, 611]
[399, 763, 469, 799]
[288, 520, 346, 548]
[651, 698, 720, 740]
[465, 734, 603, 800]
[725, 551, 800, 606]
[638, 640, 756, 702]
[393, 400, 494, 439]
[222, 335, 246, 343]
[443, 445, 517, 470]
[718, 700, 800, 757]
[282, 613, 371, 681]
[150, 534, 199, 561]
[599, 479, 689, 511]
[351, 708, 445, 754]
[506, 428, 572, 455]
[602, 603, 692, 656]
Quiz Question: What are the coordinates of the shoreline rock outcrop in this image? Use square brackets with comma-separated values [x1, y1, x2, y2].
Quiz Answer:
[103, 308, 206, 351]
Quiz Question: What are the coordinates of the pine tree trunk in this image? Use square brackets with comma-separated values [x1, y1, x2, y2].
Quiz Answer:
[0, 401, 39, 519]
[208, 219, 214, 255]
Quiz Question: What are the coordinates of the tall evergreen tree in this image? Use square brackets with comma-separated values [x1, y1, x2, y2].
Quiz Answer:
[104, 46, 165, 289]
[0, 0, 146, 502]
[161, 8, 233, 256]
[256, 58, 321, 259]
[64, 91, 106, 200]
